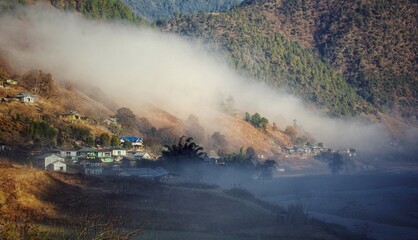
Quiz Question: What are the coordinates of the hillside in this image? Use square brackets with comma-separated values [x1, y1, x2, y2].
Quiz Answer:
[123, 0, 242, 21]
[0, 62, 116, 151]
[161, 0, 417, 122]
[276, 0, 418, 122]
[161, 3, 371, 117]
[0, 162, 366, 239]
[0, 56, 294, 160]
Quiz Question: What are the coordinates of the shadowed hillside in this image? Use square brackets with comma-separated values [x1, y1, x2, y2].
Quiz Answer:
[0, 162, 368, 239]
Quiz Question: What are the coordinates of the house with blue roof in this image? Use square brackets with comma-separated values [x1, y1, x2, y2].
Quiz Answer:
[120, 136, 143, 148]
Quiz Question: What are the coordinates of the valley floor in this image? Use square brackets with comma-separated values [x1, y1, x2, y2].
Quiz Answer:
[249, 173, 418, 240]
[0, 162, 367, 240]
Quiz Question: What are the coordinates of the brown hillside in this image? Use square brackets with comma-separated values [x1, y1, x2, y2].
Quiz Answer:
[0, 163, 81, 221]
[135, 104, 292, 157]
[0, 63, 114, 148]
[216, 113, 291, 157]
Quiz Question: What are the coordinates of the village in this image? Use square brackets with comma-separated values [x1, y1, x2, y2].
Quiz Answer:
[31, 136, 179, 179]
[0, 77, 359, 179]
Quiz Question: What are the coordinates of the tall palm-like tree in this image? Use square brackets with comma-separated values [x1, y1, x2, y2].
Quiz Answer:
[162, 136, 206, 164]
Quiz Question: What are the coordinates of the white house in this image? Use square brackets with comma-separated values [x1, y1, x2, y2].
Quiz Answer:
[36, 153, 66, 172]
[134, 151, 151, 160]
[46, 161, 67, 172]
[15, 93, 36, 103]
[112, 148, 127, 157]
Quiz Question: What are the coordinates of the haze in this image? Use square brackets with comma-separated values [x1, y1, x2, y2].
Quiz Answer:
[0, 4, 392, 154]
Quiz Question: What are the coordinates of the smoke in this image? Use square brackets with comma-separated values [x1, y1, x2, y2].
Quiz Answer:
[0, 4, 395, 154]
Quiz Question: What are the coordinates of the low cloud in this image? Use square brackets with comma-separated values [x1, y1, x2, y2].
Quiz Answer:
[0, 4, 398, 155]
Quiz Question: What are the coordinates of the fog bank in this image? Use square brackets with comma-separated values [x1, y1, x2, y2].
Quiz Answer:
[0, 5, 394, 153]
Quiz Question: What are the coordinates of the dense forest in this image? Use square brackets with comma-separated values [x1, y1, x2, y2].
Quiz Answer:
[162, 6, 369, 117]
[122, 0, 242, 21]
[1, 0, 416, 121]
[277, 0, 417, 121]
[162, 0, 417, 120]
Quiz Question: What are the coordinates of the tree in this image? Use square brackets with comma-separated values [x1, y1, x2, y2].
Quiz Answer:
[315, 151, 344, 175]
[260, 117, 269, 131]
[211, 131, 229, 153]
[97, 133, 111, 147]
[21, 70, 55, 98]
[284, 126, 297, 142]
[111, 135, 120, 147]
[244, 112, 269, 131]
[244, 112, 251, 122]
[256, 160, 277, 180]
[116, 107, 137, 134]
[328, 153, 344, 175]
[223, 95, 237, 116]
[122, 140, 133, 149]
[162, 136, 206, 165]
[272, 122, 278, 131]
[223, 147, 254, 169]
[245, 147, 256, 159]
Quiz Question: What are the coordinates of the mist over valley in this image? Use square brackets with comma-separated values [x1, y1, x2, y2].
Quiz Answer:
[0, 1, 417, 240]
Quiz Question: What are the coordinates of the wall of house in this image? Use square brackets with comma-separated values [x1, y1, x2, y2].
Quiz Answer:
[44, 156, 65, 168]
[47, 162, 66, 172]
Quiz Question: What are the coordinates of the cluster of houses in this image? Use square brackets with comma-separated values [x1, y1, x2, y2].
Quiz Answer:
[33, 136, 177, 181]
[283, 144, 356, 158]
[0, 79, 37, 104]
[1, 92, 36, 104]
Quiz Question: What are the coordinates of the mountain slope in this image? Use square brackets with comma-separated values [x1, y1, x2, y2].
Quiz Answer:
[276, 0, 417, 122]
[162, 0, 417, 121]
[161, 3, 371, 117]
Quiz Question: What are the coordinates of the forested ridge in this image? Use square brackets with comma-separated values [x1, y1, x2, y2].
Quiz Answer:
[1, 0, 416, 121]
[162, 3, 370, 117]
[162, 0, 417, 120]
[277, 0, 417, 121]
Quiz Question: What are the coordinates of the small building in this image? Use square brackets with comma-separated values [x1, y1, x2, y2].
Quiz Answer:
[79, 159, 103, 175]
[111, 148, 127, 157]
[36, 153, 66, 172]
[77, 148, 98, 159]
[120, 136, 143, 148]
[5, 79, 17, 85]
[134, 151, 151, 160]
[15, 93, 36, 103]
[62, 111, 82, 120]
[53, 149, 78, 161]
[97, 149, 113, 162]
[103, 117, 118, 125]
[46, 161, 67, 172]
